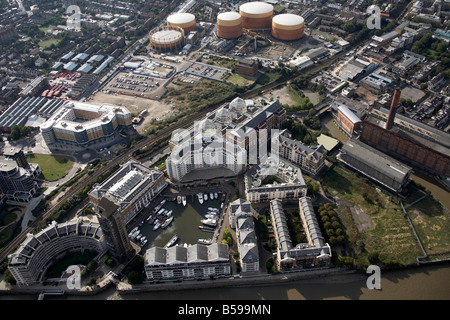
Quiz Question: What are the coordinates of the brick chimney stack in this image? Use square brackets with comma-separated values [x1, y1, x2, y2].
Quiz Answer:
[385, 89, 401, 131]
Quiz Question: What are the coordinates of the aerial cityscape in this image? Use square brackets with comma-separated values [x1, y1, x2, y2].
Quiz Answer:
[0, 0, 449, 303]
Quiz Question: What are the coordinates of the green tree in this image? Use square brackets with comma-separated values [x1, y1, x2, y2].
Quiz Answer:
[4, 269, 16, 285]
[127, 271, 143, 285]
[368, 251, 380, 264]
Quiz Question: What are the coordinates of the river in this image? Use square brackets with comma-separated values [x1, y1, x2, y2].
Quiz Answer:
[106, 264, 450, 300]
[5, 263, 445, 300]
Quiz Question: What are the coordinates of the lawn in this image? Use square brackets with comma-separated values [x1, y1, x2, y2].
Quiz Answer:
[226, 73, 253, 86]
[321, 166, 423, 266]
[38, 38, 60, 49]
[255, 71, 282, 86]
[26, 154, 74, 181]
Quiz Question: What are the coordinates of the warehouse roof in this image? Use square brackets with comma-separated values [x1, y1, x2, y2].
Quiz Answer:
[338, 139, 412, 191]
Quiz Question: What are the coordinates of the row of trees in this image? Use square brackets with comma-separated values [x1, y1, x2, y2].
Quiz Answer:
[318, 203, 346, 246]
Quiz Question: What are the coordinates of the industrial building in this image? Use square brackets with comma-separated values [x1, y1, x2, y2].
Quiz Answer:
[339, 57, 376, 81]
[360, 72, 394, 94]
[217, 11, 242, 39]
[337, 139, 413, 193]
[8, 218, 104, 286]
[271, 14, 304, 41]
[334, 103, 362, 137]
[289, 55, 313, 70]
[149, 25, 185, 51]
[270, 198, 332, 271]
[18, 76, 49, 97]
[40, 101, 132, 148]
[360, 90, 450, 178]
[0, 96, 64, 131]
[166, 12, 196, 33]
[235, 59, 258, 76]
[144, 243, 231, 281]
[239, 1, 274, 30]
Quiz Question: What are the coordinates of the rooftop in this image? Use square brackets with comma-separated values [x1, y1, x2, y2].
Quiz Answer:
[338, 138, 412, 185]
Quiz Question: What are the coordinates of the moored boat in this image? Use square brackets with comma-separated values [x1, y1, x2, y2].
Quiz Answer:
[165, 234, 179, 248]
[198, 193, 204, 204]
[198, 226, 215, 232]
[182, 195, 187, 206]
[201, 218, 217, 227]
[221, 193, 226, 202]
[198, 239, 212, 245]
[162, 216, 174, 228]
[153, 222, 161, 231]
[177, 195, 182, 205]
[214, 191, 218, 199]
[203, 193, 208, 201]
[209, 192, 214, 200]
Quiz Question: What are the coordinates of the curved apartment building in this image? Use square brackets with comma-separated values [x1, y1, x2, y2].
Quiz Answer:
[8, 218, 104, 286]
[167, 136, 247, 183]
[40, 101, 132, 147]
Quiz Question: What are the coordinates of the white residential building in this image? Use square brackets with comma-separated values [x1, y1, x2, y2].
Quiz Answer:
[144, 243, 231, 281]
[228, 198, 259, 274]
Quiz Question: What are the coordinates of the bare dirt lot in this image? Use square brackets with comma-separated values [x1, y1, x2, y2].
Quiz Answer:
[87, 92, 177, 133]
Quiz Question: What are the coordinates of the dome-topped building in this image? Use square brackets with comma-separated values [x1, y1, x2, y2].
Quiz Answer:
[215, 107, 233, 125]
[229, 97, 247, 114]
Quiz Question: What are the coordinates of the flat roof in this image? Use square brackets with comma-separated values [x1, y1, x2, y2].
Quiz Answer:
[240, 1, 273, 15]
[272, 14, 304, 26]
[340, 138, 412, 183]
[317, 134, 339, 151]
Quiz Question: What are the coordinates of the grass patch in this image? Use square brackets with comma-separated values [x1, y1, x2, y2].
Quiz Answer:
[45, 250, 98, 279]
[256, 71, 281, 86]
[321, 166, 423, 266]
[0, 226, 13, 244]
[2, 212, 17, 225]
[226, 73, 253, 86]
[168, 79, 238, 112]
[26, 154, 74, 181]
[38, 38, 60, 49]
[403, 185, 450, 258]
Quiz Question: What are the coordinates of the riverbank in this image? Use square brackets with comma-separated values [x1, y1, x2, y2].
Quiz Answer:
[1, 260, 449, 300]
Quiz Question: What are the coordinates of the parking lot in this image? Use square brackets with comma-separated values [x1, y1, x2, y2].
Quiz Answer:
[311, 72, 343, 92]
[103, 72, 169, 100]
[183, 62, 229, 82]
